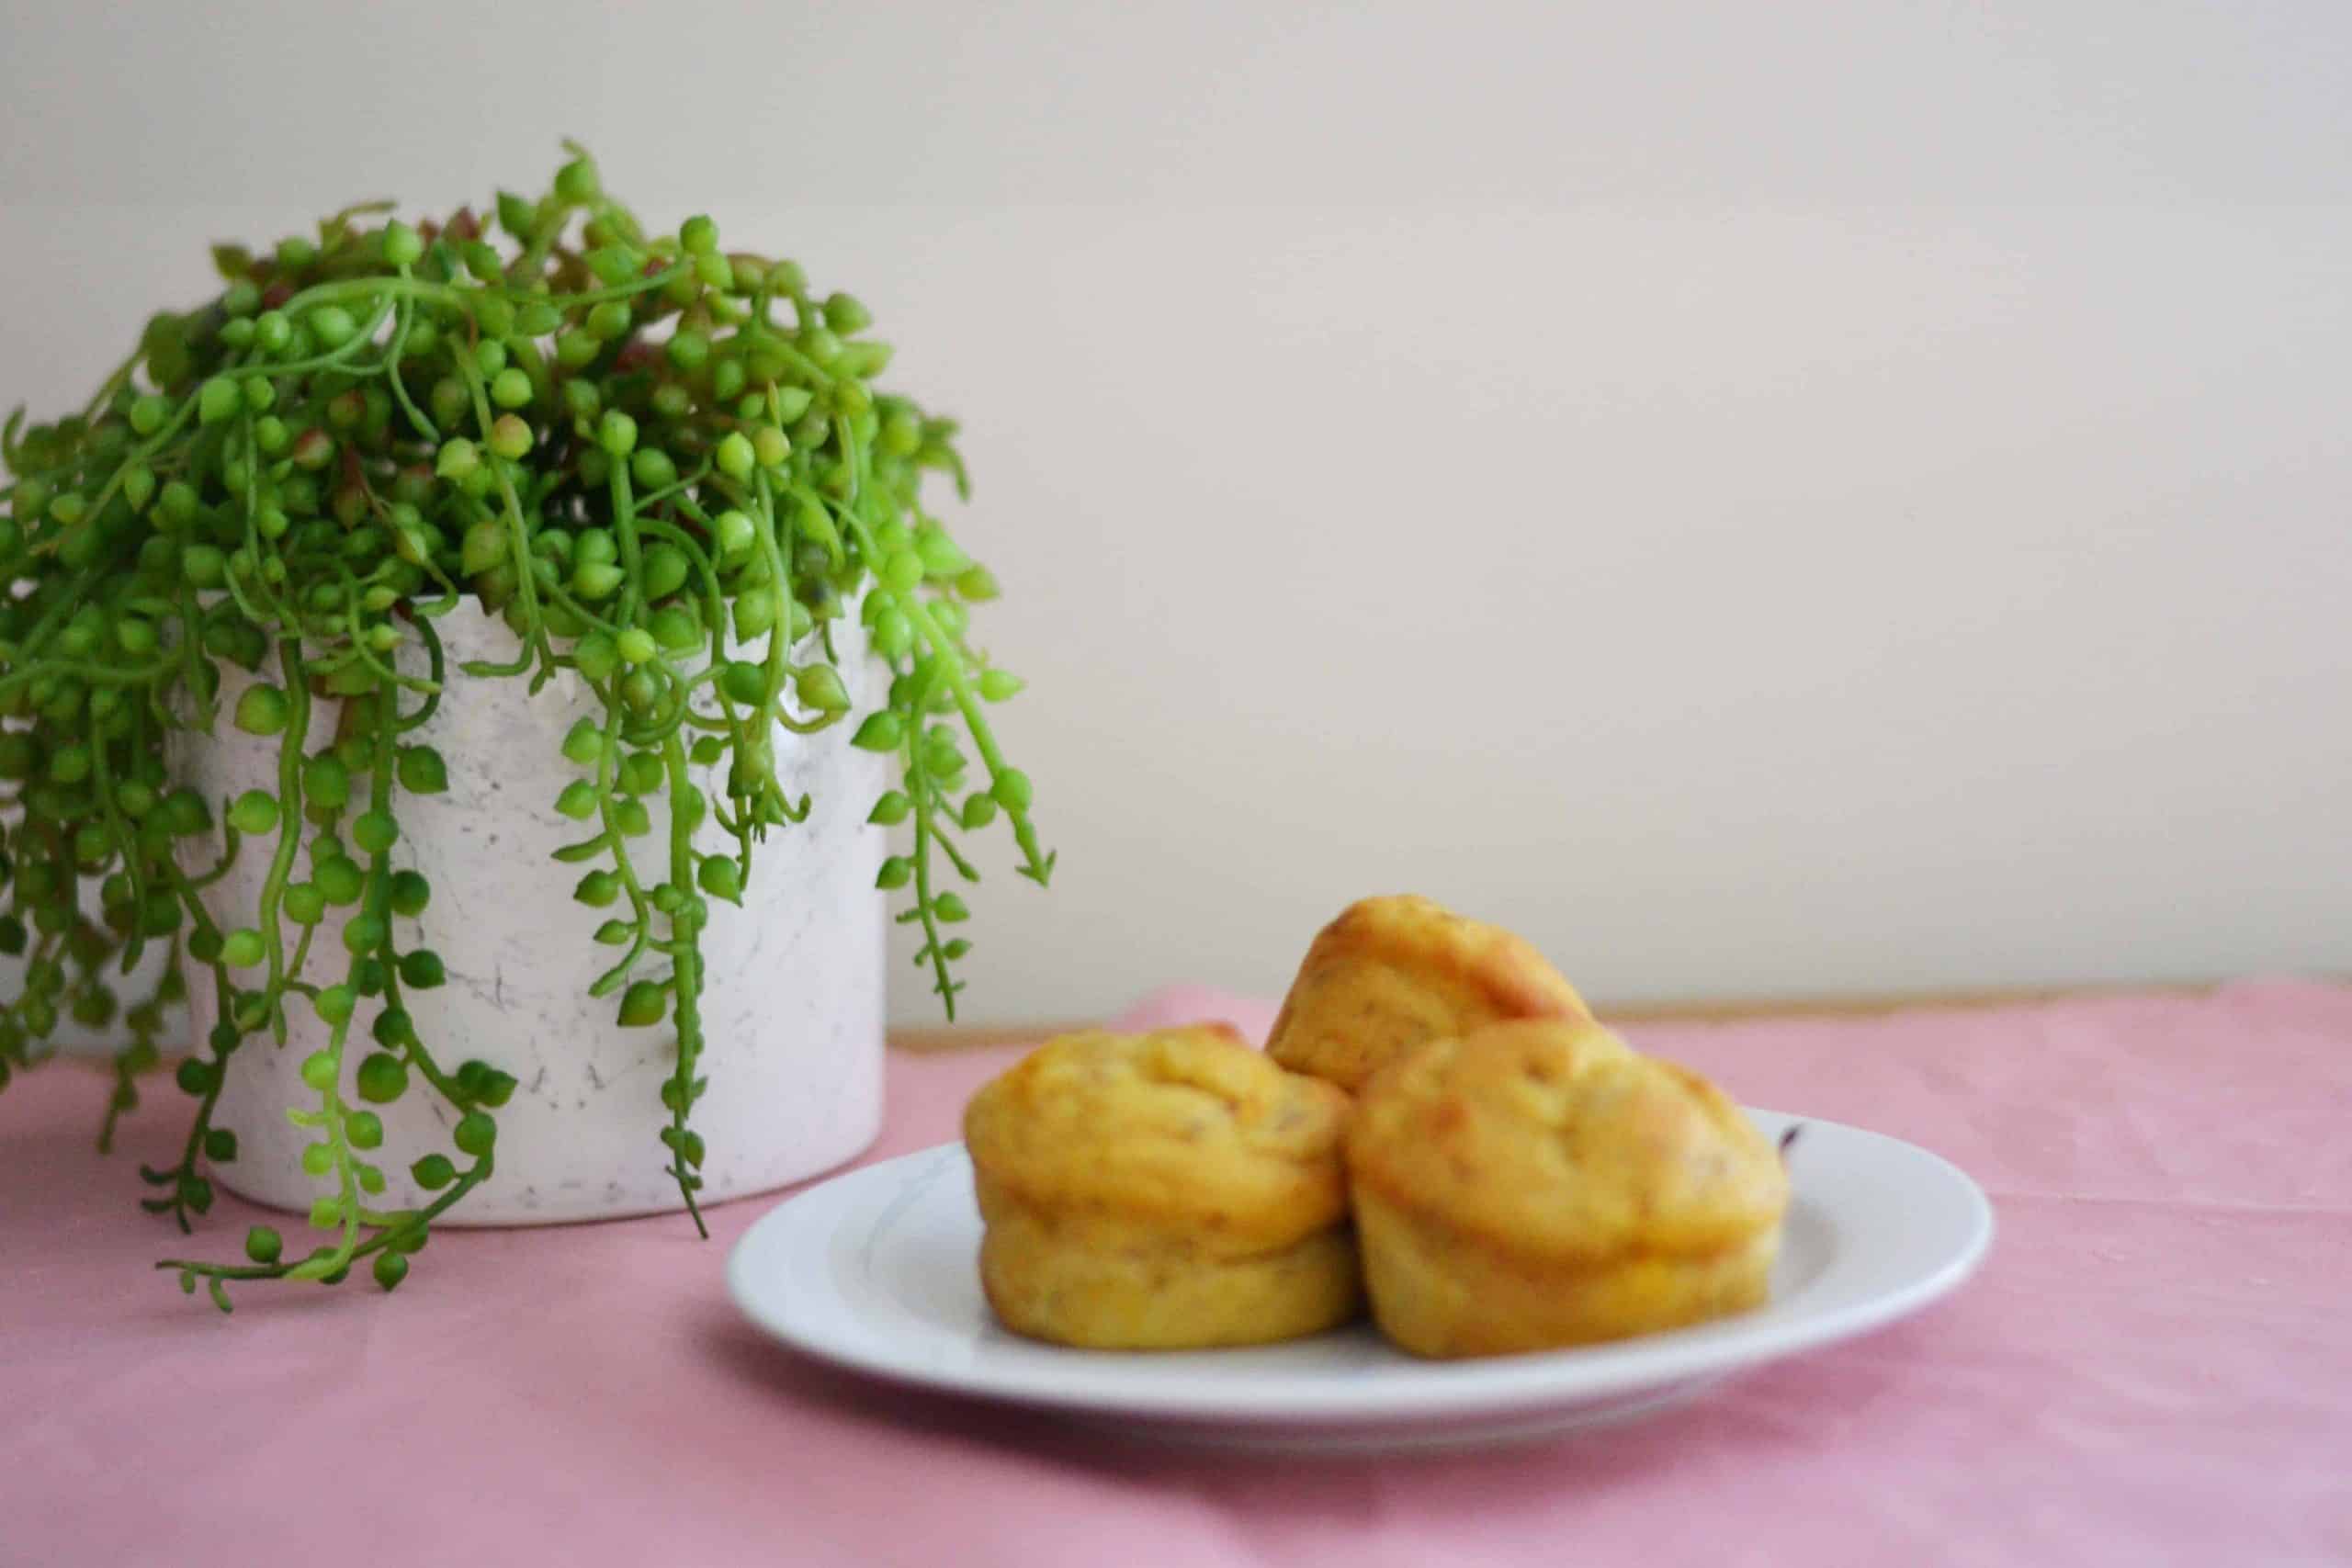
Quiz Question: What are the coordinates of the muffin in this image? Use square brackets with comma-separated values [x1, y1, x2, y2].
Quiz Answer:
[1347, 1018, 1787, 1358]
[1265, 895, 1592, 1092]
[964, 1023, 1362, 1349]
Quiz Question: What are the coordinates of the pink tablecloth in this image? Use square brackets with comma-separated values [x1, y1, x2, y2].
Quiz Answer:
[6, 980, 2350, 1567]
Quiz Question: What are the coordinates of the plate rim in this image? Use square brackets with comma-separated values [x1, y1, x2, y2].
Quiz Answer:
[726, 1107, 1995, 1425]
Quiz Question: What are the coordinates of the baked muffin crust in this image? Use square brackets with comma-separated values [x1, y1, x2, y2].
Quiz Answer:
[1348, 1018, 1786, 1356]
[1266, 895, 1590, 1092]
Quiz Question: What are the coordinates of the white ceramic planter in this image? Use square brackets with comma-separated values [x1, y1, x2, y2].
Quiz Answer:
[174, 605, 887, 1224]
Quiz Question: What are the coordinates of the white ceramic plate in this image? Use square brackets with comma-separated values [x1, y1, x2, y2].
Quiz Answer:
[727, 1111, 1993, 1452]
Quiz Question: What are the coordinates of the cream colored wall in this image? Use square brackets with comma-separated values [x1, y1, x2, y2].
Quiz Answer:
[4, 2, 2346, 1028]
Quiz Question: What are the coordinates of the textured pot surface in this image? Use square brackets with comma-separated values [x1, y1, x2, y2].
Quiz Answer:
[175, 605, 888, 1224]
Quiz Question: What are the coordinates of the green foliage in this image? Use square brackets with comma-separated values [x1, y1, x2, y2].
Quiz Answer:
[0, 147, 1051, 1310]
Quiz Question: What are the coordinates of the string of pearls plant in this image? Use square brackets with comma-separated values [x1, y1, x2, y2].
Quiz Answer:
[0, 147, 1051, 1308]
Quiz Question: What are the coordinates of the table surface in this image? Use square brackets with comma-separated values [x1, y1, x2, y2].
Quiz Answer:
[6, 977, 2350, 1568]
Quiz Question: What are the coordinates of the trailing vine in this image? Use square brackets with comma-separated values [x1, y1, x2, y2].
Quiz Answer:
[0, 146, 1050, 1303]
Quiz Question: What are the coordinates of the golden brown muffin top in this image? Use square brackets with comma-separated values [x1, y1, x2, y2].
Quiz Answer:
[1265, 895, 1590, 1092]
[964, 1024, 1352, 1247]
[1348, 1018, 1787, 1263]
